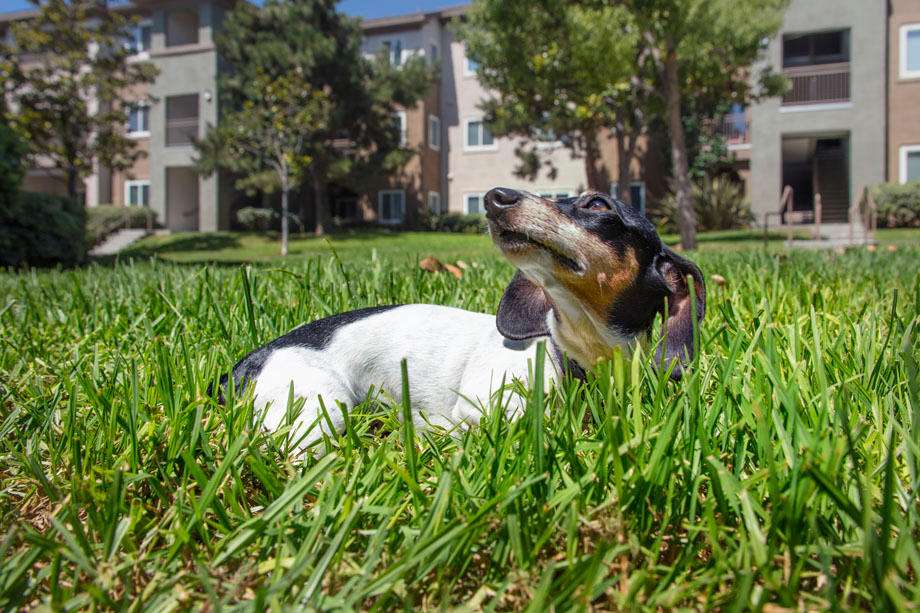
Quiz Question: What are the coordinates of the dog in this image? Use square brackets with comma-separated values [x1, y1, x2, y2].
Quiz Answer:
[219, 188, 705, 450]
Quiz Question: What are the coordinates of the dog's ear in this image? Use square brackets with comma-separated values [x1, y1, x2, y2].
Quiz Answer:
[654, 247, 706, 380]
[497, 271, 553, 340]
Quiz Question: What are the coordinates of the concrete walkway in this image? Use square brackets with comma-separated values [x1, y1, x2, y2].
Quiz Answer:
[783, 222, 877, 249]
[89, 228, 149, 257]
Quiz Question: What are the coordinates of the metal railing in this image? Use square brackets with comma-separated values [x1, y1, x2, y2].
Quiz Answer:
[763, 185, 823, 245]
[782, 62, 850, 106]
[166, 117, 199, 146]
[716, 115, 750, 146]
[848, 186, 877, 245]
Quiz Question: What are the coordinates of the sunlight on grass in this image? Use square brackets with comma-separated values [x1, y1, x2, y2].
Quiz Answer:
[1, 236, 918, 609]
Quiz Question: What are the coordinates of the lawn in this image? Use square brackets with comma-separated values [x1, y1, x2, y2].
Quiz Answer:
[1, 232, 919, 609]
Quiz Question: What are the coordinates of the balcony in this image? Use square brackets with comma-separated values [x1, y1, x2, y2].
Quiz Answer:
[782, 62, 851, 106]
[165, 94, 199, 147]
[716, 113, 750, 148]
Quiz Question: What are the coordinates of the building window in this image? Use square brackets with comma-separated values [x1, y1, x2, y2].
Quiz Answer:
[393, 111, 407, 147]
[428, 115, 440, 151]
[378, 190, 405, 224]
[464, 47, 479, 76]
[465, 193, 484, 215]
[900, 145, 920, 184]
[427, 191, 441, 213]
[166, 8, 199, 47]
[609, 182, 647, 213]
[429, 44, 438, 62]
[127, 104, 149, 137]
[900, 24, 920, 79]
[382, 39, 402, 66]
[125, 20, 152, 55]
[166, 94, 199, 147]
[464, 119, 496, 151]
[125, 180, 150, 207]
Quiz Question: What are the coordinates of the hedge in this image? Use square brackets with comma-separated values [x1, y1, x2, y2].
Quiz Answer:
[0, 192, 87, 267]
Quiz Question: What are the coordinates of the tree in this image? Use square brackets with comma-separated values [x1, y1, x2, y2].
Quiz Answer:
[197, 71, 330, 255]
[459, 1, 643, 196]
[3, 0, 158, 201]
[199, 0, 432, 237]
[612, 0, 787, 249]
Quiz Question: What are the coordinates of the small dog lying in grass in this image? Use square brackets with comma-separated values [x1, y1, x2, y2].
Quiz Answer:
[219, 188, 705, 449]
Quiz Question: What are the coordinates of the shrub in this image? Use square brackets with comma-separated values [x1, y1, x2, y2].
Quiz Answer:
[421, 211, 488, 234]
[872, 182, 920, 228]
[655, 176, 753, 233]
[86, 205, 157, 246]
[0, 191, 86, 267]
[0, 123, 26, 205]
[236, 206, 277, 231]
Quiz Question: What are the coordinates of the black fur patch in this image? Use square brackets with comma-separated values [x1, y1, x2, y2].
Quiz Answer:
[215, 305, 400, 401]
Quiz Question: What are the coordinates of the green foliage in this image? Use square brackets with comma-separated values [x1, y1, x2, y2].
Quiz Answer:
[2, 0, 158, 198]
[873, 182, 920, 228]
[0, 122, 26, 204]
[85, 205, 156, 246]
[236, 206, 278, 231]
[0, 241, 919, 608]
[200, 0, 433, 236]
[459, 0, 639, 190]
[657, 176, 753, 233]
[420, 211, 488, 234]
[0, 191, 85, 267]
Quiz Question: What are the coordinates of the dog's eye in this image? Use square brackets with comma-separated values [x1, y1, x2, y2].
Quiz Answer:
[583, 197, 610, 212]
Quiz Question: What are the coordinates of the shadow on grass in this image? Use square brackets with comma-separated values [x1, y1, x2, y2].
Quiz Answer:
[136, 233, 242, 254]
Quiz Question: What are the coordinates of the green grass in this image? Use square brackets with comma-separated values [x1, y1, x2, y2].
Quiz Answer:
[1, 232, 919, 609]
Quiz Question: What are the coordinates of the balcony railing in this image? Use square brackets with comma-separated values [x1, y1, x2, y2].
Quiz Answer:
[782, 62, 850, 106]
[716, 115, 750, 147]
[166, 117, 199, 147]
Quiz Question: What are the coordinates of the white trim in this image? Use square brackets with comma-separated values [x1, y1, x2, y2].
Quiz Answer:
[728, 143, 752, 151]
[377, 189, 406, 224]
[463, 192, 485, 215]
[899, 23, 920, 80]
[124, 180, 150, 207]
[428, 114, 441, 151]
[427, 190, 441, 213]
[126, 19, 152, 58]
[395, 110, 407, 147]
[127, 103, 150, 138]
[779, 102, 853, 113]
[899, 144, 920, 184]
[463, 117, 498, 152]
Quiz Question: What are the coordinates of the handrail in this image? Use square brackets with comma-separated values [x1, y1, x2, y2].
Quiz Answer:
[764, 185, 793, 247]
[849, 186, 878, 245]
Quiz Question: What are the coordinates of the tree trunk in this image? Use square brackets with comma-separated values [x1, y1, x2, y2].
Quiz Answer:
[280, 172, 290, 257]
[663, 52, 697, 250]
[311, 170, 327, 237]
[583, 131, 605, 192]
[615, 126, 633, 207]
[66, 166, 80, 202]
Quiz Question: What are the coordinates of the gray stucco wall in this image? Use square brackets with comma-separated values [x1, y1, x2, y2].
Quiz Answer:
[147, 2, 223, 231]
[749, 0, 887, 222]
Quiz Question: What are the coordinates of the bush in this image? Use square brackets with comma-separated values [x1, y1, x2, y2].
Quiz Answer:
[421, 211, 488, 234]
[0, 123, 26, 205]
[656, 176, 753, 233]
[236, 206, 277, 231]
[872, 182, 920, 228]
[86, 205, 157, 246]
[0, 191, 86, 267]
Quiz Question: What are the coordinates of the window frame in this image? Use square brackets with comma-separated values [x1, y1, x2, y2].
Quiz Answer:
[463, 118, 497, 152]
[428, 114, 441, 151]
[463, 47, 479, 77]
[900, 23, 920, 80]
[427, 191, 441, 213]
[124, 179, 150, 207]
[899, 144, 920, 184]
[126, 103, 150, 138]
[609, 181, 647, 213]
[536, 189, 576, 200]
[464, 192, 485, 215]
[395, 110, 407, 147]
[383, 39, 403, 66]
[125, 19, 152, 57]
[377, 189, 406, 224]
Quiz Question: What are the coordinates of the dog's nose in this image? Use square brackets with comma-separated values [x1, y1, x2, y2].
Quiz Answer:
[484, 187, 522, 215]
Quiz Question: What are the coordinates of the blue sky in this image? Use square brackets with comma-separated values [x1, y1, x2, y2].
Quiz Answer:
[0, 0, 467, 19]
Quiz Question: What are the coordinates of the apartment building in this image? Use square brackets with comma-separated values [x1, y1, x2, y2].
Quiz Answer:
[4, 0, 915, 232]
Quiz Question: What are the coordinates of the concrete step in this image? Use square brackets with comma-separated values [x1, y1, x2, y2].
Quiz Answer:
[89, 228, 149, 257]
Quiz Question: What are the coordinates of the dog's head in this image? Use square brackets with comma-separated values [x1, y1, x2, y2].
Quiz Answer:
[485, 187, 705, 380]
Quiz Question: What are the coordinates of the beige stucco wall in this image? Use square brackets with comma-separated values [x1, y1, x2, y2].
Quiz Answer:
[749, 0, 887, 222]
